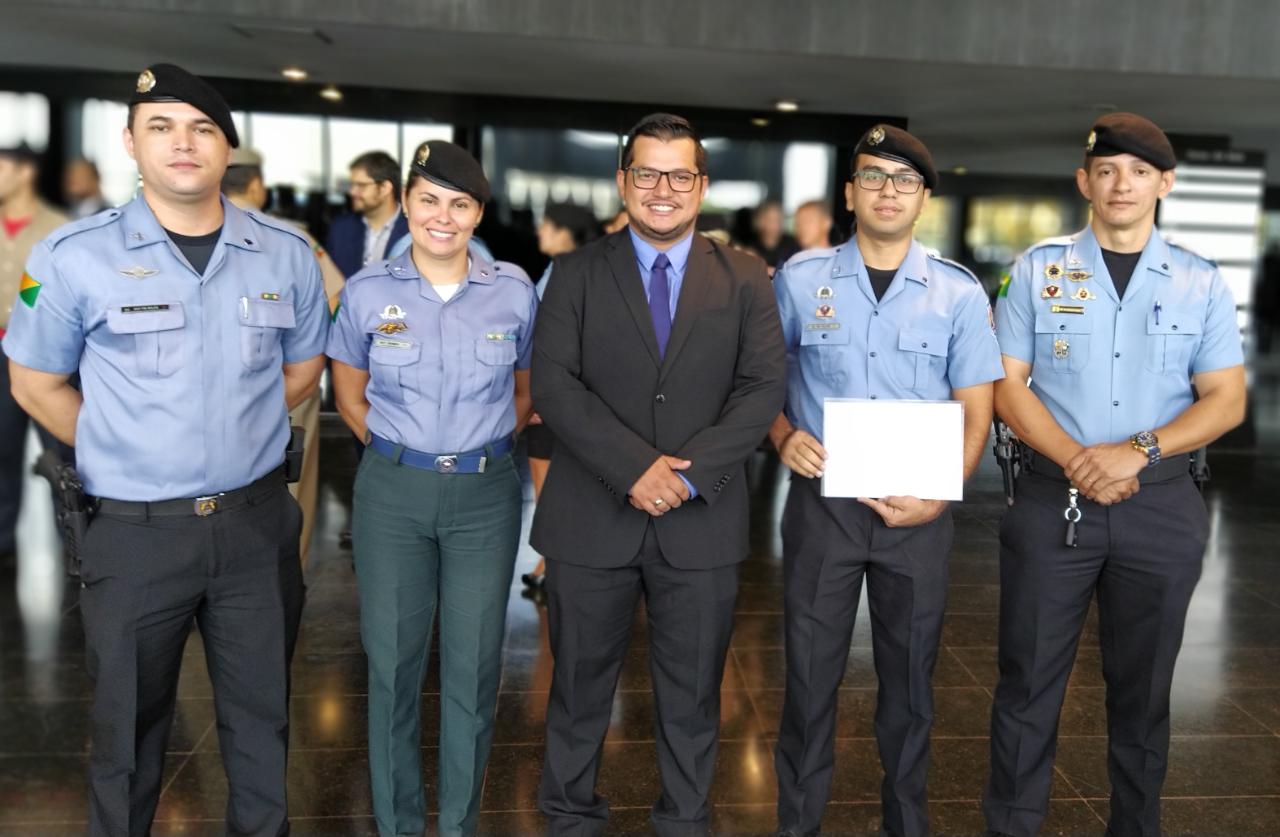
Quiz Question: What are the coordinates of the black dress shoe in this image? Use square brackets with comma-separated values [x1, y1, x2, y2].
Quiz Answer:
[521, 572, 545, 590]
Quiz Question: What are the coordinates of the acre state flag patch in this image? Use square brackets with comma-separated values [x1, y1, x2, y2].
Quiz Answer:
[18, 272, 41, 308]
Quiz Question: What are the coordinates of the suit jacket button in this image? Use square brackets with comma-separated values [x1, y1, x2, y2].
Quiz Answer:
[655, 394, 666, 403]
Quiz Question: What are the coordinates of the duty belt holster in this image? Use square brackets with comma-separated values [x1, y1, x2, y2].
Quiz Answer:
[284, 425, 305, 484]
[34, 450, 96, 578]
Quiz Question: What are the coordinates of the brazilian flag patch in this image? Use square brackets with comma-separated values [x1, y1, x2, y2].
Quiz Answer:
[996, 273, 1011, 299]
[18, 272, 41, 308]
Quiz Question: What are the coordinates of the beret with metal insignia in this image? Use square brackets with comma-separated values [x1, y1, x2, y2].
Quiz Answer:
[409, 140, 492, 203]
[852, 123, 938, 190]
[129, 63, 240, 148]
[1085, 112, 1176, 171]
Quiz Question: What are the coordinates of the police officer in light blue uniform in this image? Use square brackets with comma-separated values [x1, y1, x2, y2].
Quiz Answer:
[4, 64, 328, 837]
[770, 125, 1004, 837]
[326, 140, 536, 837]
[984, 113, 1247, 837]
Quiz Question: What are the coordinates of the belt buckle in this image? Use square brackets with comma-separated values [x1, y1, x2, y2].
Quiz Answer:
[435, 455, 458, 474]
[194, 495, 220, 516]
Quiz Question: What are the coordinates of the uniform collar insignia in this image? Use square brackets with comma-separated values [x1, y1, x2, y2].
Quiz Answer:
[119, 266, 160, 279]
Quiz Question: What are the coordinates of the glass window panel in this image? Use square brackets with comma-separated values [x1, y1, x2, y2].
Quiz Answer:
[250, 112, 324, 195]
[0, 92, 49, 150]
[81, 98, 137, 206]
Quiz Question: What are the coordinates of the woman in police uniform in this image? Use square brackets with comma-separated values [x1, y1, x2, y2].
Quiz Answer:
[327, 140, 536, 837]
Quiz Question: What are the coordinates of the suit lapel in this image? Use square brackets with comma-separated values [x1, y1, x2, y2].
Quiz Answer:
[659, 234, 714, 381]
[605, 233, 663, 368]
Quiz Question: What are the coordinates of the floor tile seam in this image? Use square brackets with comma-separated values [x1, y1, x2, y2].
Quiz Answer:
[156, 718, 216, 800]
[941, 645, 987, 690]
[1220, 695, 1279, 735]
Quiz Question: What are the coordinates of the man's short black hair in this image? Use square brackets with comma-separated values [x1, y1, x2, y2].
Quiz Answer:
[221, 164, 262, 196]
[619, 113, 707, 174]
[349, 151, 401, 202]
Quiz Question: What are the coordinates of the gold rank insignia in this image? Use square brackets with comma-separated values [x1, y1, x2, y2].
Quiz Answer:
[1071, 287, 1096, 301]
[816, 304, 835, 319]
[136, 69, 156, 93]
[1044, 264, 1063, 281]
[868, 125, 885, 146]
[1085, 130, 1097, 151]
[1041, 284, 1062, 299]
[375, 321, 408, 335]
[1053, 337, 1070, 359]
[260, 292, 280, 301]
[816, 285, 835, 300]
[1066, 270, 1091, 282]
[415, 144, 430, 166]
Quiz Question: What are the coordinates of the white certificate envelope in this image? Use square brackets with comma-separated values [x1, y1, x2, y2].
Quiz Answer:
[821, 398, 964, 501]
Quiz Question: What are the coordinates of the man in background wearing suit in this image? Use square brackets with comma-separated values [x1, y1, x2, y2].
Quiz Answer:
[531, 113, 786, 837]
[324, 150, 408, 278]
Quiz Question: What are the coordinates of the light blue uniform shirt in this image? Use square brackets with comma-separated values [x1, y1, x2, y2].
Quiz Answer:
[326, 249, 537, 453]
[996, 225, 1243, 446]
[775, 239, 1004, 442]
[629, 228, 697, 495]
[2, 196, 329, 500]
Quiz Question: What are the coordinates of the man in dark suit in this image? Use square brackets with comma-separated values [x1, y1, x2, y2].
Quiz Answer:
[325, 150, 408, 277]
[531, 113, 787, 837]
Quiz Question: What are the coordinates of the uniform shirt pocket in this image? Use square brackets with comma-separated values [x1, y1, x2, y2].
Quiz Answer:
[1034, 314, 1092, 374]
[239, 298, 297, 372]
[799, 325, 850, 380]
[105, 302, 185, 378]
[1145, 308, 1202, 376]
[896, 328, 949, 391]
[474, 338, 518, 403]
[368, 337, 422, 405]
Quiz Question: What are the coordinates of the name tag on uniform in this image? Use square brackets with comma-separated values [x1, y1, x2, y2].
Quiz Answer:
[121, 304, 171, 313]
[485, 332, 517, 341]
[372, 336, 412, 349]
[1050, 304, 1086, 315]
[805, 322, 842, 331]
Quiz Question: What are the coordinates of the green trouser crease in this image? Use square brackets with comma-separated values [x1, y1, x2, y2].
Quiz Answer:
[353, 446, 522, 837]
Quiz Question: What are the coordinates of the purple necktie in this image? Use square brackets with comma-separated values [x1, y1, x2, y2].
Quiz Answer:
[649, 252, 672, 357]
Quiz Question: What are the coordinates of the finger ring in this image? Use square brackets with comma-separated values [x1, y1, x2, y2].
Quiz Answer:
[653, 498, 665, 506]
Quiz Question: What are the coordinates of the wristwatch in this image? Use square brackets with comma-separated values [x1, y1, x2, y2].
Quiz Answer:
[1130, 430, 1161, 467]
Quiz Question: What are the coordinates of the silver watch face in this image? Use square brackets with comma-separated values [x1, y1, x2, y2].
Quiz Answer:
[1134, 430, 1158, 448]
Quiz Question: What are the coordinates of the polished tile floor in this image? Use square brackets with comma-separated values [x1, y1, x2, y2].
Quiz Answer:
[2, 368, 1278, 836]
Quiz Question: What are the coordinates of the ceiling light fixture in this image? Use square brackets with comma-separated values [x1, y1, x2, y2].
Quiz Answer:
[751, 117, 770, 127]
[281, 67, 308, 81]
[319, 85, 343, 102]
[774, 100, 799, 112]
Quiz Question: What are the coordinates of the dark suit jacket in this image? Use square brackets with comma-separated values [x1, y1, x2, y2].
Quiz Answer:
[325, 212, 409, 278]
[530, 230, 786, 569]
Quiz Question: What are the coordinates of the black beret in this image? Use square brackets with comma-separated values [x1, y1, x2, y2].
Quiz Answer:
[0, 143, 39, 164]
[853, 124, 938, 191]
[129, 63, 239, 148]
[1085, 112, 1176, 171]
[409, 140, 491, 204]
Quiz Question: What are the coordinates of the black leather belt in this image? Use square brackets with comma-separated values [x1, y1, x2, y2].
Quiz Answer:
[1018, 444, 1190, 485]
[95, 465, 286, 518]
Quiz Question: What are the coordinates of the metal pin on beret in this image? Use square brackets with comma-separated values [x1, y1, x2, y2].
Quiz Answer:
[853, 123, 938, 190]
[409, 140, 492, 203]
[129, 63, 240, 148]
[1085, 112, 1177, 171]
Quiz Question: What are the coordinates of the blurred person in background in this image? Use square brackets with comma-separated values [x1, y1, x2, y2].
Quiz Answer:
[792, 198, 835, 252]
[63, 156, 110, 218]
[327, 150, 408, 278]
[521, 201, 603, 592]
[749, 199, 799, 274]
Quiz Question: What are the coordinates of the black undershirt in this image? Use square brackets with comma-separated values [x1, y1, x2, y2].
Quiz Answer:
[866, 266, 897, 302]
[165, 227, 222, 275]
[1100, 247, 1142, 300]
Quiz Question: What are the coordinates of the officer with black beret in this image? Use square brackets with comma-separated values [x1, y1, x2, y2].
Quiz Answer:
[984, 112, 1247, 837]
[327, 139, 536, 837]
[771, 124, 1003, 836]
[4, 63, 329, 835]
